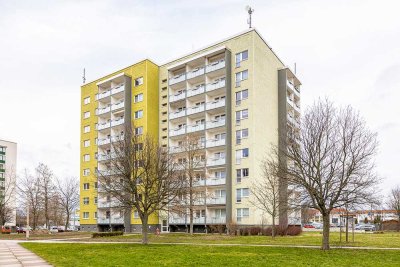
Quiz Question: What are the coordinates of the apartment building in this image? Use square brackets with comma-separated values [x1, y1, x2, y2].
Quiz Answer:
[80, 28, 301, 232]
[80, 60, 159, 232]
[0, 139, 17, 227]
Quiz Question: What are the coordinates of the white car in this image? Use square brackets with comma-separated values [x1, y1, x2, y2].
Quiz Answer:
[50, 226, 59, 233]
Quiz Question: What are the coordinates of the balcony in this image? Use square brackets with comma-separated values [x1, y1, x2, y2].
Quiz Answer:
[206, 99, 225, 111]
[208, 197, 226, 205]
[206, 119, 225, 129]
[209, 217, 226, 224]
[287, 80, 300, 94]
[168, 216, 225, 224]
[97, 217, 124, 224]
[287, 115, 300, 128]
[98, 138, 111, 146]
[98, 122, 111, 131]
[111, 101, 124, 111]
[187, 123, 205, 133]
[98, 200, 121, 208]
[98, 106, 111, 115]
[206, 139, 226, 148]
[169, 92, 186, 102]
[169, 74, 186, 85]
[206, 79, 226, 92]
[194, 178, 226, 187]
[207, 158, 226, 167]
[187, 105, 205, 115]
[111, 85, 124, 95]
[111, 134, 124, 142]
[206, 59, 225, 73]
[186, 67, 205, 80]
[111, 118, 124, 127]
[169, 146, 185, 153]
[97, 90, 111, 100]
[187, 85, 205, 97]
[96, 169, 122, 177]
[169, 110, 186, 120]
[169, 127, 186, 137]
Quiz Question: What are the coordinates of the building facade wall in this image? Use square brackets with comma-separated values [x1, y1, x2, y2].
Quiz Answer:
[0, 140, 17, 226]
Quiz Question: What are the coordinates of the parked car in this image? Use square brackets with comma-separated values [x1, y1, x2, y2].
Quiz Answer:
[50, 226, 59, 233]
[355, 224, 376, 231]
[311, 222, 323, 229]
[303, 223, 315, 229]
[1, 226, 11, 234]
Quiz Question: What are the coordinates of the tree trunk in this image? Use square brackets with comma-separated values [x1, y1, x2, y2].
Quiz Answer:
[272, 216, 276, 239]
[142, 215, 149, 244]
[189, 206, 194, 235]
[345, 211, 349, 242]
[65, 212, 70, 231]
[322, 213, 330, 250]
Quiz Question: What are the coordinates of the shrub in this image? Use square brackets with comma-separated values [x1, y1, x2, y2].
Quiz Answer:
[209, 225, 226, 235]
[286, 225, 302, 236]
[227, 222, 239, 235]
[92, 231, 123, 238]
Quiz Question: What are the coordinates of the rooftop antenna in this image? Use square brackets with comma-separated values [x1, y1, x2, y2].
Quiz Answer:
[245, 5, 254, 28]
[82, 68, 86, 84]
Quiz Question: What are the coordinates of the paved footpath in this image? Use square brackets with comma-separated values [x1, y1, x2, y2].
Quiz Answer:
[0, 240, 52, 267]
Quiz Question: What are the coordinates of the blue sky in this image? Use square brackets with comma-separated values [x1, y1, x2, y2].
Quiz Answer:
[0, 0, 399, 197]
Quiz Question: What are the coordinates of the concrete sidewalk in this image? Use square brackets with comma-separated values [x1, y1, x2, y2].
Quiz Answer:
[0, 241, 52, 267]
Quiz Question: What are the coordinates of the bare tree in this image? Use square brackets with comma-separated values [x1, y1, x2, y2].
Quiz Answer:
[99, 126, 183, 244]
[18, 169, 42, 230]
[56, 177, 79, 230]
[36, 163, 56, 229]
[177, 133, 206, 235]
[249, 156, 282, 238]
[0, 167, 16, 226]
[387, 185, 400, 231]
[275, 99, 379, 250]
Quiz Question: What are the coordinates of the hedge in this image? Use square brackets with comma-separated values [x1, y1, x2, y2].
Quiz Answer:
[92, 231, 123, 238]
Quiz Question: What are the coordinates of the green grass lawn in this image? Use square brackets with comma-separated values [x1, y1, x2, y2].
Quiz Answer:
[91, 231, 400, 248]
[21, 243, 400, 267]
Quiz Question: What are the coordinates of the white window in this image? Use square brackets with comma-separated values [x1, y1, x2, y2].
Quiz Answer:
[236, 129, 249, 144]
[83, 212, 89, 219]
[84, 97, 90, 105]
[83, 154, 90, 162]
[83, 197, 89, 205]
[236, 109, 248, 123]
[215, 190, 226, 198]
[84, 125, 90, 133]
[84, 111, 90, 119]
[134, 210, 139, 219]
[237, 208, 249, 222]
[214, 171, 226, 179]
[236, 148, 249, 164]
[83, 169, 90, 176]
[83, 183, 89, 190]
[215, 209, 226, 218]
[135, 77, 143, 86]
[236, 89, 248, 105]
[235, 50, 248, 67]
[134, 93, 143, 103]
[235, 70, 248, 87]
[134, 110, 143, 119]
[236, 168, 249, 183]
[236, 188, 250, 203]
[135, 126, 143, 135]
[83, 140, 90, 147]
[94, 212, 98, 219]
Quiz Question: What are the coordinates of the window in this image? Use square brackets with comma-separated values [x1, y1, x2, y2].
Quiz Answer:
[237, 208, 249, 222]
[214, 171, 226, 179]
[83, 197, 89, 205]
[83, 212, 89, 219]
[84, 97, 90, 105]
[134, 93, 143, 103]
[236, 148, 249, 164]
[134, 143, 143, 151]
[83, 111, 90, 119]
[235, 50, 248, 67]
[134, 110, 143, 119]
[135, 126, 143, 135]
[83, 183, 89, 190]
[215, 209, 226, 218]
[236, 168, 249, 183]
[94, 212, 98, 219]
[236, 188, 250, 203]
[236, 129, 249, 144]
[215, 190, 226, 198]
[94, 182, 98, 189]
[83, 154, 90, 162]
[83, 169, 90, 176]
[235, 89, 248, 105]
[135, 77, 143, 86]
[83, 140, 90, 147]
[134, 210, 139, 219]
[235, 70, 248, 87]
[84, 125, 90, 133]
[236, 109, 249, 123]
[94, 197, 98, 204]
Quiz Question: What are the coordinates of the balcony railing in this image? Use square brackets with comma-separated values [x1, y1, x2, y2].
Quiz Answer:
[208, 197, 226, 205]
[187, 85, 205, 97]
[169, 92, 186, 102]
[205, 59, 225, 73]
[98, 200, 121, 208]
[207, 158, 226, 167]
[194, 178, 226, 187]
[169, 110, 186, 120]
[169, 146, 185, 153]
[169, 127, 186, 137]
[187, 123, 205, 133]
[111, 85, 125, 95]
[187, 67, 205, 79]
[206, 79, 226, 92]
[111, 102, 124, 111]
[187, 105, 205, 115]
[98, 138, 111, 146]
[97, 217, 124, 224]
[206, 99, 225, 111]
[206, 119, 225, 129]
[98, 122, 111, 131]
[98, 106, 111, 115]
[168, 216, 226, 224]
[111, 118, 124, 127]
[206, 139, 226, 148]
[169, 74, 186, 85]
[97, 90, 111, 100]
[96, 169, 122, 177]
[287, 80, 300, 94]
